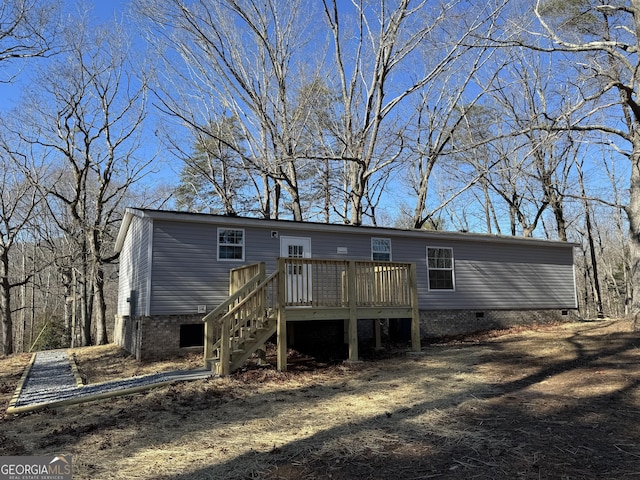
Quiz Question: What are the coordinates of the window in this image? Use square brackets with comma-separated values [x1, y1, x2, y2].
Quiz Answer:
[287, 244, 304, 274]
[288, 244, 304, 258]
[218, 228, 244, 260]
[427, 247, 454, 290]
[372, 238, 391, 261]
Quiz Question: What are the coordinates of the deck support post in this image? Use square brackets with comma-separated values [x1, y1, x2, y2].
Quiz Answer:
[277, 259, 288, 371]
[257, 262, 267, 354]
[219, 316, 230, 376]
[277, 308, 287, 371]
[409, 264, 421, 352]
[374, 319, 382, 350]
[203, 319, 214, 368]
[348, 261, 358, 361]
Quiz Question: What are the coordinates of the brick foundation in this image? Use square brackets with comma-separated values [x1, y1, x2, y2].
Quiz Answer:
[420, 309, 579, 339]
[114, 314, 207, 361]
[115, 308, 579, 361]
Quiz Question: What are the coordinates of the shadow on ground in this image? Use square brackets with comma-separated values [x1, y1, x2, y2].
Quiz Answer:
[2, 320, 639, 479]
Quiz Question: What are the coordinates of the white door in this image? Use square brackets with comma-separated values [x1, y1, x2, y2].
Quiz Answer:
[280, 236, 312, 304]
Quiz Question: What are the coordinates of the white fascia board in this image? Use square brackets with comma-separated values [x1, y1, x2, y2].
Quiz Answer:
[114, 208, 147, 253]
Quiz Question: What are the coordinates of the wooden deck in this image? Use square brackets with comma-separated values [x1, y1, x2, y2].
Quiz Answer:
[203, 259, 421, 375]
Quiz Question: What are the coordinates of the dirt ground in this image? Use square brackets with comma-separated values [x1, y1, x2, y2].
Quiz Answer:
[1, 318, 640, 479]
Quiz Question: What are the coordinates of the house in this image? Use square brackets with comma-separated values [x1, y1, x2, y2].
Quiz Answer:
[114, 208, 578, 371]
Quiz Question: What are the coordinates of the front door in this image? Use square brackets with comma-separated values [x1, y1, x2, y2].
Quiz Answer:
[280, 236, 312, 304]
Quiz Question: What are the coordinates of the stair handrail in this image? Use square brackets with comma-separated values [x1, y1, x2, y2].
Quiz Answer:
[203, 262, 265, 368]
[203, 270, 264, 325]
[217, 270, 279, 375]
[219, 271, 278, 332]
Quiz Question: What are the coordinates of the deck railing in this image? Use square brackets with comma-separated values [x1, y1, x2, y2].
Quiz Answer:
[275, 258, 420, 369]
[229, 262, 266, 295]
[279, 258, 414, 308]
[203, 263, 266, 326]
[354, 262, 413, 306]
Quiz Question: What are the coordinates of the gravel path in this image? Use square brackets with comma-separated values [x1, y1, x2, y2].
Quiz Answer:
[10, 350, 212, 413]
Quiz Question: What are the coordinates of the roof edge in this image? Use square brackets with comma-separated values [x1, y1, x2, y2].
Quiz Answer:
[114, 208, 146, 253]
[121, 208, 577, 249]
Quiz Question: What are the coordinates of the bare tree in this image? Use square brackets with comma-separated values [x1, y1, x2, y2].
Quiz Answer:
[137, 0, 324, 220]
[0, 0, 59, 81]
[321, 0, 509, 225]
[0, 137, 44, 355]
[290, 79, 343, 223]
[405, 54, 501, 231]
[0, 0, 59, 355]
[444, 103, 505, 234]
[16, 14, 152, 346]
[576, 159, 605, 317]
[483, 49, 579, 239]
[573, 139, 632, 317]
[529, 0, 640, 312]
[601, 149, 633, 316]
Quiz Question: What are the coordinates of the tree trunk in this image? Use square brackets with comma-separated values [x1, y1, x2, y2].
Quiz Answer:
[0, 251, 13, 355]
[279, 173, 303, 221]
[349, 164, 366, 226]
[81, 252, 92, 346]
[548, 188, 567, 241]
[482, 178, 493, 235]
[581, 247, 593, 317]
[579, 166, 604, 318]
[322, 159, 331, 223]
[509, 200, 517, 236]
[61, 268, 72, 347]
[273, 183, 281, 220]
[19, 252, 26, 353]
[94, 268, 108, 345]
[260, 172, 271, 219]
[412, 159, 436, 229]
[626, 145, 640, 315]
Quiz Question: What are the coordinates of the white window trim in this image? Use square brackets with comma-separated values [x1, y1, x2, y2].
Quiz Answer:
[217, 228, 245, 261]
[426, 246, 455, 291]
[371, 237, 392, 261]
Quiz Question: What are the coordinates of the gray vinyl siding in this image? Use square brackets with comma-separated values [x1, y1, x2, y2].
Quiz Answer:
[150, 220, 219, 315]
[142, 215, 577, 315]
[415, 241, 576, 310]
[307, 233, 576, 310]
[117, 215, 152, 316]
[150, 220, 285, 315]
[149, 221, 391, 315]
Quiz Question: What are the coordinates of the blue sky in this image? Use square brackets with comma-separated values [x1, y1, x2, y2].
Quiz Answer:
[0, 0, 179, 202]
[0, 0, 130, 110]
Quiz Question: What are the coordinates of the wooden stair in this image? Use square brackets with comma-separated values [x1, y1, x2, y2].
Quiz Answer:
[206, 311, 277, 375]
[203, 264, 279, 375]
